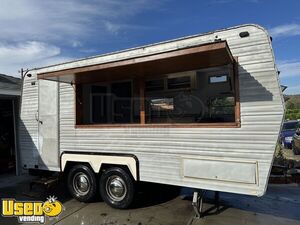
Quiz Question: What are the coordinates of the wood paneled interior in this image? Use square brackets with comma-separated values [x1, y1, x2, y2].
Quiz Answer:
[75, 84, 83, 125]
[234, 57, 241, 127]
[74, 61, 240, 128]
[139, 79, 145, 124]
[42, 40, 239, 128]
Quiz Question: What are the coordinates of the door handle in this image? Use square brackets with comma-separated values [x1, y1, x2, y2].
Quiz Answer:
[35, 110, 43, 124]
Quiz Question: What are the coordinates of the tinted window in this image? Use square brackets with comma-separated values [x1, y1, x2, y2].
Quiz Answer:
[145, 79, 164, 92]
[145, 68, 235, 124]
[282, 122, 299, 131]
[210, 97, 235, 122]
[167, 76, 191, 89]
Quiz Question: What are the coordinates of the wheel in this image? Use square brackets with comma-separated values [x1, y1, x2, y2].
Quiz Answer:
[67, 164, 97, 202]
[99, 167, 135, 209]
[292, 142, 297, 154]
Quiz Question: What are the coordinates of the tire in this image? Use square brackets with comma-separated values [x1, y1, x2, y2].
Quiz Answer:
[99, 167, 135, 209]
[67, 164, 97, 202]
[292, 142, 297, 155]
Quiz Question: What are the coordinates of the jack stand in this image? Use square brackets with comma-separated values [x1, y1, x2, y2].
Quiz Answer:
[214, 191, 220, 212]
[192, 190, 206, 218]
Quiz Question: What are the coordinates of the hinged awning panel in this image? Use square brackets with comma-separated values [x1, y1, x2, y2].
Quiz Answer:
[38, 41, 234, 84]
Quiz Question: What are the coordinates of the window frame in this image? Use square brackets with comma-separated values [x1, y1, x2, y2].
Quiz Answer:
[75, 60, 240, 128]
[145, 72, 196, 93]
[89, 84, 109, 124]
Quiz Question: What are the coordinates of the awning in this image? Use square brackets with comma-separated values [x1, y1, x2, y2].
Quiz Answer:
[37, 41, 235, 84]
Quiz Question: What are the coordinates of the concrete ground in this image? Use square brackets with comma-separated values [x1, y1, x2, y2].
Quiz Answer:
[0, 173, 300, 225]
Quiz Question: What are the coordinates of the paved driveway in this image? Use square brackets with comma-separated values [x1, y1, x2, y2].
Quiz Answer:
[0, 173, 299, 225]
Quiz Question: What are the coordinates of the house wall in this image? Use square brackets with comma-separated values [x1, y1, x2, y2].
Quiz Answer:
[0, 75, 21, 175]
[19, 24, 284, 196]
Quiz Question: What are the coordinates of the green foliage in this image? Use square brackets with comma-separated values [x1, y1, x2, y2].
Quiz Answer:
[285, 109, 300, 120]
[273, 143, 286, 165]
[285, 95, 300, 120]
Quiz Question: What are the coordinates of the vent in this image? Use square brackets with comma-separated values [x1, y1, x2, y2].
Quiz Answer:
[239, 31, 249, 38]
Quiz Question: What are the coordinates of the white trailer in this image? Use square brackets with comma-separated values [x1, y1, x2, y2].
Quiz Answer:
[19, 24, 284, 209]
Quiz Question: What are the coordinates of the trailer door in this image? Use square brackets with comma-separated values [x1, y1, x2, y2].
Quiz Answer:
[38, 80, 59, 171]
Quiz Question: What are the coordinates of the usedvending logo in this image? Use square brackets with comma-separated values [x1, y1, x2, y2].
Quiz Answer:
[1, 196, 63, 223]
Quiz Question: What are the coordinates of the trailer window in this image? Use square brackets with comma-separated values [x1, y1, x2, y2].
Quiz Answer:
[210, 96, 235, 122]
[167, 76, 191, 89]
[209, 75, 228, 83]
[76, 64, 240, 127]
[145, 79, 164, 92]
[91, 86, 108, 123]
[146, 98, 175, 123]
[79, 81, 140, 124]
[144, 65, 237, 124]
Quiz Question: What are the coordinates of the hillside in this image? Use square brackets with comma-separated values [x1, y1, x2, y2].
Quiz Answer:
[285, 95, 300, 120]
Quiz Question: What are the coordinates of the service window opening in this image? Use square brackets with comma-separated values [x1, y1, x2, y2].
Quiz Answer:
[75, 64, 239, 126]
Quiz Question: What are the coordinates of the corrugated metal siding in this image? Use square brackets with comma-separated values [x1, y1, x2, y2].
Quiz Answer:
[19, 73, 39, 169]
[0, 82, 19, 90]
[21, 24, 283, 196]
[0, 74, 21, 96]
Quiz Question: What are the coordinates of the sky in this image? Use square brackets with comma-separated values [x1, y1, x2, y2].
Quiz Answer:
[0, 0, 299, 94]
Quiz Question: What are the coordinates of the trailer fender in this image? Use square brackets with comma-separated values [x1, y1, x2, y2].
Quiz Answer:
[60, 153, 138, 180]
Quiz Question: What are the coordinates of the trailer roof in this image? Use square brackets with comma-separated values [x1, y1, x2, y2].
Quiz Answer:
[33, 24, 266, 72]
[38, 41, 234, 84]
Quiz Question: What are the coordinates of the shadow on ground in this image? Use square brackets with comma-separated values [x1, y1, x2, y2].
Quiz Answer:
[1, 173, 300, 225]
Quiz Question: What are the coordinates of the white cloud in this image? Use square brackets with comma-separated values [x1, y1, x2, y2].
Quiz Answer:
[0, 0, 164, 76]
[71, 41, 83, 48]
[278, 60, 300, 78]
[103, 21, 122, 34]
[269, 24, 300, 38]
[0, 42, 60, 63]
[0, 41, 73, 76]
[0, 0, 162, 43]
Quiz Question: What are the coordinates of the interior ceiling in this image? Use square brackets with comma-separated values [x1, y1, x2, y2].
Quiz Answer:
[37, 41, 235, 84]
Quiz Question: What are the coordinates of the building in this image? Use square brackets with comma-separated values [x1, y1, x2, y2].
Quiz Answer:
[0, 73, 21, 174]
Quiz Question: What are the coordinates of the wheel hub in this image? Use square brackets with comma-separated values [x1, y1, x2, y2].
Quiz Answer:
[106, 175, 127, 201]
[73, 172, 90, 195]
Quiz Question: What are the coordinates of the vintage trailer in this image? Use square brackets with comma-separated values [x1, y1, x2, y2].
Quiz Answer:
[19, 24, 284, 209]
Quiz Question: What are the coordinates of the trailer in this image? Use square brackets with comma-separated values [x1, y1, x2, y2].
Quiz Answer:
[19, 24, 284, 209]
